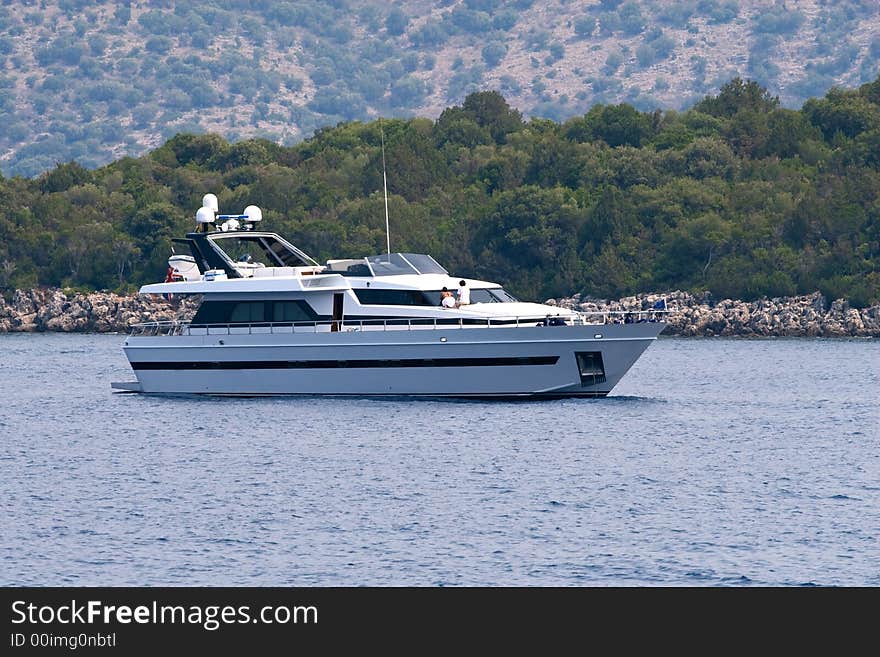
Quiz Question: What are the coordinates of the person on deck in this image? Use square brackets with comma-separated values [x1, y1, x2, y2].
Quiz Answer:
[456, 280, 470, 307]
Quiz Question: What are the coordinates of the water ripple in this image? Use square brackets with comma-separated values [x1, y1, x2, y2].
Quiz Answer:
[0, 333, 878, 585]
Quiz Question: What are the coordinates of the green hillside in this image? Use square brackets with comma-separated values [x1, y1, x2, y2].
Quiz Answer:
[0, 0, 878, 177]
[1, 78, 878, 306]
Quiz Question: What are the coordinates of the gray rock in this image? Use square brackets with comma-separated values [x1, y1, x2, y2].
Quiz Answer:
[1, 287, 878, 337]
[554, 289, 880, 338]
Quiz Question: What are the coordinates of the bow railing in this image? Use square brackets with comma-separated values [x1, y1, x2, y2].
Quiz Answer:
[128, 309, 669, 336]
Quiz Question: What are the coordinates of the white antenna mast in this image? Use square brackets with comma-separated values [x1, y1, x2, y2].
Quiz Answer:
[381, 121, 391, 257]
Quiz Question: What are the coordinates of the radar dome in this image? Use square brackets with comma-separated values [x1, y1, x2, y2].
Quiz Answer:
[243, 205, 262, 223]
[202, 193, 219, 213]
[196, 206, 215, 224]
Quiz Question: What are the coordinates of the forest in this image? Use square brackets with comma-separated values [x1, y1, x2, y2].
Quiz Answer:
[0, 77, 878, 306]
[1, 0, 878, 176]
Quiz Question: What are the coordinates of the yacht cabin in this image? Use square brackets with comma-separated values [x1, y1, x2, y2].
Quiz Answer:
[142, 195, 572, 330]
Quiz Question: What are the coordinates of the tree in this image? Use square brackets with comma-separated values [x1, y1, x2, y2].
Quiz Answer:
[574, 16, 596, 38]
[661, 212, 732, 285]
[435, 92, 523, 147]
[0, 75, 877, 306]
[127, 202, 185, 279]
[40, 161, 93, 194]
[565, 104, 655, 148]
[524, 133, 584, 189]
[390, 76, 427, 108]
[693, 77, 779, 118]
[481, 42, 507, 68]
[462, 91, 524, 143]
[473, 186, 582, 299]
[434, 109, 492, 148]
[681, 137, 738, 179]
[385, 8, 409, 36]
[725, 110, 770, 158]
[152, 133, 228, 168]
[802, 88, 880, 141]
[860, 74, 880, 106]
[761, 109, 820, 159]
[113, 236, 140, 288]
[363, 120, 448, 201]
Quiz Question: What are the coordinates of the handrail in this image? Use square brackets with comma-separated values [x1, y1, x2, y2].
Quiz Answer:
[127, 309, 670, 337]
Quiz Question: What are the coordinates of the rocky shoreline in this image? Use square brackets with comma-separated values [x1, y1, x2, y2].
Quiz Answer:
[0, 288, 200, 334]
[0, 287, 877, 337]
[548, 290, 880, 337]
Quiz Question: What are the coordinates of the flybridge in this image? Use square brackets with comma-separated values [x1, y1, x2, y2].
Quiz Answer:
[173, 193, 448, 281]
[171, 194, 320, 279]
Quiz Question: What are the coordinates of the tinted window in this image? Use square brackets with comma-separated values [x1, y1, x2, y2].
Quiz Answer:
[230, 302, 265, 323]
[192, 300, 319, 324]
[192, 301, 234, 324]
[341, 263, 372, 276]
[354, 289, 433, 305]
[274, 301, 316, 322]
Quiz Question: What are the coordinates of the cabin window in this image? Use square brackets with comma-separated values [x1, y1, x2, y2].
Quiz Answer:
[353, 289, 434, 306]
[274, 301, 316, 323]
[192, 301, 236, 325]
[230, 302, 265, 323]
[191, 300, 320, 325]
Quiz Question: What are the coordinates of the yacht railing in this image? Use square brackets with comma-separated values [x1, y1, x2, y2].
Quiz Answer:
[128, 310, 669, 337]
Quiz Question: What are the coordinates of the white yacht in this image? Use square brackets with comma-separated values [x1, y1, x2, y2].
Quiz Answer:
[112, 195, 666, 397]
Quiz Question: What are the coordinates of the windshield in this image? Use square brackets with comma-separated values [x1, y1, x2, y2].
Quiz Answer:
[400, 253, 448, 275]
[485, 288, 519, 302]
[208, 234, 318, 267]
[363, 253, 449, 276]
[325, 258, 372, 276]
[366, 253, 414, 275]
[431, 288, 520, 303]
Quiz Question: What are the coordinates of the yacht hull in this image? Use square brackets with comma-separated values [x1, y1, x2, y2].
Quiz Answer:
[120, 323, 663, 397]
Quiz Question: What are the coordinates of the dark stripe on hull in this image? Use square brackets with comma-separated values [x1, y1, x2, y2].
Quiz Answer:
[130, 356, 560, 370]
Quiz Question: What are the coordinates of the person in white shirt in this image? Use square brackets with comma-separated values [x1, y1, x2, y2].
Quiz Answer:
[457, 280, 470, 307]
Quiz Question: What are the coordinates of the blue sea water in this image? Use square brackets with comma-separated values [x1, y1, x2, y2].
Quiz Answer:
[0, 333, 877, 586]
